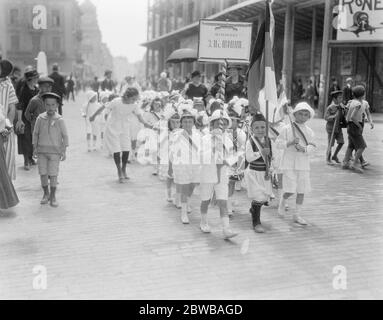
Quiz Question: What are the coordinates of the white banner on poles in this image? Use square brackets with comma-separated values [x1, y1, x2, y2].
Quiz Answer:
[198, 20, 253, 63]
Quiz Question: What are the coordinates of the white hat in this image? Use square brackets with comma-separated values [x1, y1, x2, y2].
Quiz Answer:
[228, 96, 239, 106]
[209, 109, 232, 129]
[293, 102, 315, 119]
[163, 103, 179, 120]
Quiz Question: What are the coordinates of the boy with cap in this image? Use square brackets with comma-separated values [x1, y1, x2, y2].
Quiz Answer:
[324, 90, 347, 165]
[25, 76, 54, 132]
[244, 113, 273, 233]
[275, 102, 316, 225]
[33, 92, 68, 207]
[342, 85, 374, 173]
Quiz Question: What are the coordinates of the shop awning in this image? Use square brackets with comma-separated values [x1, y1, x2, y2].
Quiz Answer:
[142, 0, 325, 48]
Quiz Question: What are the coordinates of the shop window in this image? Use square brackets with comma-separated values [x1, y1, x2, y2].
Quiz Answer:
[32, 34, 41, 53]
[52, 10, 60, 27]
[52, 37, 61, 52]
[10, 8, 19, 25]
[10, 35, 20, 51]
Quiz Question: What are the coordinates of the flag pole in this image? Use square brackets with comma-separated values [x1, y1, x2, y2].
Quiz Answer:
[265, 0, 270, 180]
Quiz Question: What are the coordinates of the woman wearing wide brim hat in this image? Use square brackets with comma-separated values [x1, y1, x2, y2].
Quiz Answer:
[15, 67, 39, 170]
[0, 59, 14, 79]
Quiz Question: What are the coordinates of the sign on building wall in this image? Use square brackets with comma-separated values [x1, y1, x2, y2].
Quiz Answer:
[340, 50, 353, 75]
[198, 20, 252, 63]
[336, 0, 383, 41]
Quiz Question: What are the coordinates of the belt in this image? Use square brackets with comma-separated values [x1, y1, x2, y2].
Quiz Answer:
[249, 164, 266, 172]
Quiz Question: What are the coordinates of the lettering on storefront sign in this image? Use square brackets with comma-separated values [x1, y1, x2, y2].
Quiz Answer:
[32, 5, 47, 30]
[342, 0, 383, 14]
[198, 20, 252, 63]
[336, 0, 383, 40]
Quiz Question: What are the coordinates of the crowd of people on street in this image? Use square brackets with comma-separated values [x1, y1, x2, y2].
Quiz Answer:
[0, 58, 375, 240]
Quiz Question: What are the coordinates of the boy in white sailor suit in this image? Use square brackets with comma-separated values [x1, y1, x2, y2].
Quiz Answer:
[199, 109, 238, 239]
[275, 102, 316, 225]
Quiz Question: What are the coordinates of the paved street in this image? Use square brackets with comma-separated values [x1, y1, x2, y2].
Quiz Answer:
[1, 92, 382, 300]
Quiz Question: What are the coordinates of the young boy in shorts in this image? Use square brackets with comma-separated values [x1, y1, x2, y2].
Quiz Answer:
[342, 85, 374, 173]
[33, 92, 68, 207]
[324, 90, 347, 165]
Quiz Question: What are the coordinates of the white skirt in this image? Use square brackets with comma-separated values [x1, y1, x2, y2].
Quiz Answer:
[173, 164, 200, 185]
[282, 170, 311, 194]
[244, 168, 273, 202]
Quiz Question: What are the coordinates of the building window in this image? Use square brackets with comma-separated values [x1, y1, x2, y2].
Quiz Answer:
[52, 37, 61, 52]
[10, 8, 19, 25]
[32, 35, 41, 53]
[52, 10, 60, 27]
[10, 35, 20, 51]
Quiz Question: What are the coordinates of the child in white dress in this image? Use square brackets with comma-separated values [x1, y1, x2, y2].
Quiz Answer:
[275, 102, 316, 225]
[82, 90, 102, 152]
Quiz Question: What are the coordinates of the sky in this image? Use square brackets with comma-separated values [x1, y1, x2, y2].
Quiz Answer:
[80, 0, 148, 63]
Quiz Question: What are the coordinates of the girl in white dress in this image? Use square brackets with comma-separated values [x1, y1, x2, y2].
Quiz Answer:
[104, 87, 152, 182]
[172, 106, 201, 224]
[82, 90, 101, 152]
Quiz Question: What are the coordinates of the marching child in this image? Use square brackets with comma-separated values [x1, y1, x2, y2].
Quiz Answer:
[32, 93, 68, 207]
[199, 109, 238, 239]
[160, 107, 181, 204]
[244, 113, 273, 233]
[226, 102, 246, 214]
[82, 90, 101, 152]
[172, 105, 200, 223]
[342, 85, 374, 173]
[324, 90, 347, 165]
[276, 102, 316, 225]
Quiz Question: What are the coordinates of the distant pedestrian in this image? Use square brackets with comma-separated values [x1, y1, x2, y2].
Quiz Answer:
[328, 77, 341, 103]
[91, 76, 100, 94]
[342, 77, 353, 105]
[66, 74, 75, 102]
[82, 90, 102, 152]
[184, 71, 208, 105]
[49, 63, 66, 115]
[303, 79, 316, 108]
[101, 70, 116, 92]
[16, 67, 39, 171]
[32, 92, 69, 207]
[225, 66, 245, 102]
[157, 72, 172, 92]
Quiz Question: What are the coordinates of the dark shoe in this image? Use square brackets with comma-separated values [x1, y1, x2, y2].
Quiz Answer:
[50, 187, 59, 207]
[331, 155, 341, 164]
[24, 164, 30, 171]
[40, 187, 50, 205]
[361, 161, 370, 168]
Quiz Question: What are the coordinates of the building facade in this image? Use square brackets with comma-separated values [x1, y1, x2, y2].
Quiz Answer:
[0, 0, 82, 74]
[79, 0, 114, 79]
[143, 0, 383, 114]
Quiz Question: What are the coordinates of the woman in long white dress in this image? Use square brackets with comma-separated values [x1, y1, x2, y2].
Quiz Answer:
[104, 87, 152, 182]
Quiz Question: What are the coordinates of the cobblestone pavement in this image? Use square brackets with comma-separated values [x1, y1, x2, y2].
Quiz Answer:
[1, 92, 382, 300]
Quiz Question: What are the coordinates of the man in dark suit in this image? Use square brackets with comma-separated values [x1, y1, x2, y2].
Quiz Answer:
[49, 63, 66, 115]
[342, 77, 353, 105]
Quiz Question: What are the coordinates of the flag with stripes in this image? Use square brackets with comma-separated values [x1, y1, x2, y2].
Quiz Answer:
[247, 0, 278, 121]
